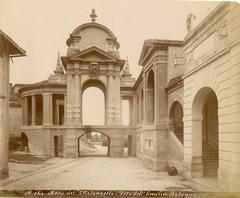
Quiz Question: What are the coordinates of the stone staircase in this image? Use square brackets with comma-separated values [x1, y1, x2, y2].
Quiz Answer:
[79, 137, 96, 153]
[202, 143, 218, 177]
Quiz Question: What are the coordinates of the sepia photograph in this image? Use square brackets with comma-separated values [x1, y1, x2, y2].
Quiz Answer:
[0, 0, 240, 197]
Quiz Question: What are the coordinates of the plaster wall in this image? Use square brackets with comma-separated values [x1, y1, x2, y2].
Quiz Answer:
[9, 106, 22, 138]
[183, 2, 240, 190]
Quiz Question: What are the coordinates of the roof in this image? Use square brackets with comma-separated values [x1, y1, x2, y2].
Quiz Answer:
[0, 29, 26, 57]
[166, 75, 183, 91]
[138, 39, 183, 66]
[66, 22, 119, 48]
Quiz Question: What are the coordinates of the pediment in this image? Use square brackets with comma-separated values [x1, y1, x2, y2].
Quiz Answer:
[69, 46, 118, 62]
[138, 42, 153, 66]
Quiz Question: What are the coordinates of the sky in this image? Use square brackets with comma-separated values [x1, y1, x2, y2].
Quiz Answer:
[0, 0, 220, 85]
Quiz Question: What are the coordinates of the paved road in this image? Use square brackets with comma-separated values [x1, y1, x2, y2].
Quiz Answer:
[0, 157, 210, 191]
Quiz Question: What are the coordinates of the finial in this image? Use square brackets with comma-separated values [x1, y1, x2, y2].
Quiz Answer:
[125, 56, 130, 74]
[90, 9, 97, 22]
[54, 52, 64, 75]
[186, 13, 196, 32]
[122, 56, 131, 77]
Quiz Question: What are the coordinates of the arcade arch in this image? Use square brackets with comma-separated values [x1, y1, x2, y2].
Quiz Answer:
[169, 101, 184, 144]
[192, 87, 219, 177]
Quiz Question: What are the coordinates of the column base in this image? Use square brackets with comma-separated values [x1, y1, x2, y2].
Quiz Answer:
[183, 156, 203, 178]
[0, 167, 9, 179]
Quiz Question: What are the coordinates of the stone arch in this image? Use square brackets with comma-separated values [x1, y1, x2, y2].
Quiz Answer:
[168, 94, 184, 115]
[192, 86, 219, 177]
[81, 79, 106, 94]
[169, 101, 184, 144]
[81, 79, 106, 125]
[146, 70, 154, 125]
[77, 131, 110, 157]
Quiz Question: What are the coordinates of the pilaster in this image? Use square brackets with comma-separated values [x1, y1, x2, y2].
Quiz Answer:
[107, 65, 115, 125]
[73, 63, 81, 123]
[114, 74, 121, 125]
[66, 70, 74, 123]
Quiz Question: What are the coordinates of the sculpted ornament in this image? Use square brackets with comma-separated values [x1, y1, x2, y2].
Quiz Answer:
[89, 61, 99, 76]
[186, 52, 194, 65]
[216, 19, 228, 40]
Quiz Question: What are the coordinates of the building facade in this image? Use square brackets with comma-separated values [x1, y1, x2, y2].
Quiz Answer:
[10, 2, 240, 190]
[0, 30, 25, 179]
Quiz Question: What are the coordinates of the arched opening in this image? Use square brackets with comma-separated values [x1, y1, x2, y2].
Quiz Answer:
[82, 80, 106, 125]
[146, 70, 154, 125]
[169, 101, 184, 144]
[20, 133, 28, 152]
[78, 132, 110, 157]
[192, 87, 219, 177]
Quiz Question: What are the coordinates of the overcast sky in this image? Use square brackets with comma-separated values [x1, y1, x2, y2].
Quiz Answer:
[0, 0, 220, 84]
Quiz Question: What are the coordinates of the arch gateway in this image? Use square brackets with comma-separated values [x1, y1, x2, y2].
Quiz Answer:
[9, 2, 240, 190]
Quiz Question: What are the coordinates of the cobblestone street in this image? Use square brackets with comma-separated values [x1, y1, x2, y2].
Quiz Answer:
[0, 157, 212, 191]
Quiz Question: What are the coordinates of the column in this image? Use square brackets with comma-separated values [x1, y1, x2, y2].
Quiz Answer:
[49, 94, 53, 125]
[22, 98, 25, 125]
[64, 94, 67, 124]
[120, 95, 123, 125]
[0, 54, 9, 178]
[24, 97, 28, 126]
[138, 94, 141, 124]
[31, 95, 36, 126]
[132, 96, 137, 125]
[129, 98, 133, 125]
[56, 104, 59, 125]
[43, 93, 53, 125]
[143, 73, 147, 125]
